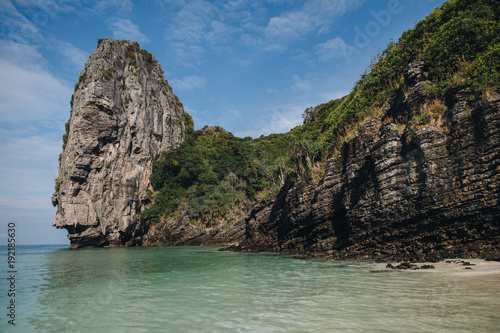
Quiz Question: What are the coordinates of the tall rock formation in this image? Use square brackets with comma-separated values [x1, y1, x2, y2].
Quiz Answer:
[52, 39, 187, 247]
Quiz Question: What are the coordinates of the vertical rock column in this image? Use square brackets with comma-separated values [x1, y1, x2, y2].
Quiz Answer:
[52, 39, 186, 247]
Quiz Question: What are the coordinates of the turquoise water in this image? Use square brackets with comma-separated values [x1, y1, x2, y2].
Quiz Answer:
[1, 245, 499, 332]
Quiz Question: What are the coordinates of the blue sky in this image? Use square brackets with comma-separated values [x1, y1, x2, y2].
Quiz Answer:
[0, 0, 446, 245]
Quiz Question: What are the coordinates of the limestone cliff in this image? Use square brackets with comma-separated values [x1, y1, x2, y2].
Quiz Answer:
[143, 61, 499, 261]
[230, 63, 500, 261]
[52, 39, 186, 247]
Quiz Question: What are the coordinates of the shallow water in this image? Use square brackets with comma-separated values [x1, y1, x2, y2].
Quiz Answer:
[1, 245, 499, 332]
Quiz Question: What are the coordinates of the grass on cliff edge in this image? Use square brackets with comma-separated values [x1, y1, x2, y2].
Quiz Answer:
[141, 0, 499, 227]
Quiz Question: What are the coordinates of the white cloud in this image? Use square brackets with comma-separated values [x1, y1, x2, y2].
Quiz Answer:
[170, 76, 207, 92]
[266, 87, 279, 94]
[291, 75, 312, 92]
[0, 39, 70, 245]
[94, 0, 133, 16]
[169, 42, 207, 68]
[240, 33, 262, 48]
[0, 58, 70, 124]
[0, 135, 61, 170]
[0, 180, 57, 209]
[183, 105, 198, 116]
[206, 21, 242, 45]
[316, 37, 348, 61]
[166, 1, 216, 42]
[0, 41, 72, 125]
[58, 41, 89, 69]
[109, 18, 149, 43]
[321, 90, 349, 102]
[167, 10, 207, 42]
[261, 105, 304, 135]
[265, 0, 365, 43]
[0, 43, 68, 178]
[303, 0, 365, 32]
[0, 0, 43, 44]
[236, 104, 305, 138]
[162, 0, 362, 61]
[0, 39, 47, 70]
[266, 11, 312, 40]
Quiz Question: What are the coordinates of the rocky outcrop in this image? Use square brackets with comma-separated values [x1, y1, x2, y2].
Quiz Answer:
[229, 64, 500, 261]
[136, 60, 499, 261]
[52, 39, 186, 248]
[143, 213, 245, 247]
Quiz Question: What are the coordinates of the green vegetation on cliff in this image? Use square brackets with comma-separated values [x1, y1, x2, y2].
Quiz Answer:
[141, 125, 322, 225]
[142, 0, 499, 227]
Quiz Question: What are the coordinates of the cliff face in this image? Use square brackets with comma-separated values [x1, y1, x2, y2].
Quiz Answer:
[143, 62, 500, 261]
[52, 39, 186, 248]
[231, 64, 500, 261]
[53, 40, 499, 260]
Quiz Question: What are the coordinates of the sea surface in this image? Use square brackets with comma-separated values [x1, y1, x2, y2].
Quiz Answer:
[1, 245, 499, 332]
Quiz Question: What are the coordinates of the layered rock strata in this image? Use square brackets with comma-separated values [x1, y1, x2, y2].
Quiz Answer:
[231, 82, 500, 261]
[144, 61, 499, 261]
[52, 39, 186, 247]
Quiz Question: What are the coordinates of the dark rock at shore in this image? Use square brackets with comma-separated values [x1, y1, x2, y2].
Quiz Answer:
[150, 70, 499, 262]
[385, 263, 435, 270]
[57, 41, 500, 262]
[225, 74, 500, 262]
[151, 88, 499, 263]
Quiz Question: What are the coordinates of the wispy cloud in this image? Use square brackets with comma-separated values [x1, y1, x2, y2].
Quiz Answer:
[0, 41, 68, 183]
[94, 0, 133, 16]
[265, 0, 364, 43]
[0, 0, 77, 245]
[266, 87, 280, 95]
[321, 90, 349, 102]
[161, 0, 364, 66]
[316, 37, 348, 61]
[206, 21, 242, 45]
[57, 41, 89, 69]
[0, 0, 43, 44]
[168, 13, 208, 42]
[166, 1, 215, 43]
[236, 104, 305, 138]
[0, 60, 70, 124]
[0, 38, 70, 244]
[291, 75, 312, 93]
[261, 105, 305, 136]
[0, 133, 61, 169]
[167, 42, 207, 69]
[0, 42, 71, 126]
[265, 11, 312, 40]
[0, 39, 46, 70]
[170, 76, 207, 93]
[109, 18, 149, 43]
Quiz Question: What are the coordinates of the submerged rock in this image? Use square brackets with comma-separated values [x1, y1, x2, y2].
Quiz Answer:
[420, 265, 435, 270]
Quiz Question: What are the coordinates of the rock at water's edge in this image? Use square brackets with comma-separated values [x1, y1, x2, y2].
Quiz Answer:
[52, 39, 186, 247]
